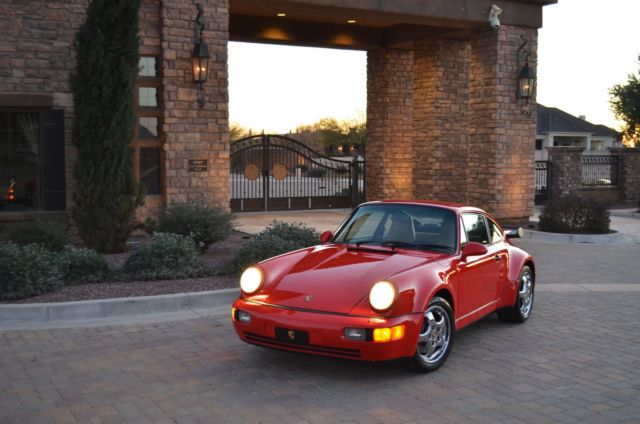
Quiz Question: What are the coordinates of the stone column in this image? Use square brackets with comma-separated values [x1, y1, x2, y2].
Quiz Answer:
[468, 26, 538, 221]
[161, 0, 229, 209]
[547, 146, 583, 198]
[365, 48, 415, 200]
[610, 148, 640, 203]
[412, 38, 470, 203]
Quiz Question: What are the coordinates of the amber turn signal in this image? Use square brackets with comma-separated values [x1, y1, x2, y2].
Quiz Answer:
[373, 325, 405, 342]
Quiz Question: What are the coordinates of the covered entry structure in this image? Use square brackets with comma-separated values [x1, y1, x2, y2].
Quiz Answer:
[225, 0, 555, 220]
[0, 0, 556, 223]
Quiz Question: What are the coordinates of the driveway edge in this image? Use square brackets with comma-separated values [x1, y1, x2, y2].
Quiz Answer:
[522, 229, 628, 244]
[0, 288, 239, 330]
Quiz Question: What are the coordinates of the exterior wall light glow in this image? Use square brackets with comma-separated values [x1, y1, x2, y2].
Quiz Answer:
[277, 12, 286, 17]
[347, 19, 357, 24]
[516, 35, 536, 114]
[192, 3, 210, 108]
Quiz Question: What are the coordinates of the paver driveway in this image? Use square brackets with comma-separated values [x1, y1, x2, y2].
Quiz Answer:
[2, 240, 640, 424]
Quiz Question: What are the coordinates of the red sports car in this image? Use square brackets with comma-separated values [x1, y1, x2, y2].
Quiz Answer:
[231, 201, 535, 372]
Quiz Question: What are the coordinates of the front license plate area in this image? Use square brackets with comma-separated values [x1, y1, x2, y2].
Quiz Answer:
[275, 327, 309, 346]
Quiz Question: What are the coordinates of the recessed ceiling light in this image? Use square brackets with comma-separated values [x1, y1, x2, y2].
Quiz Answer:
[277, 12, 286, 17]
[347, 19, 357, 24]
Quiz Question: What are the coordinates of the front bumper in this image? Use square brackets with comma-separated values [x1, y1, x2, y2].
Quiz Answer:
[232, 298, 421, 361]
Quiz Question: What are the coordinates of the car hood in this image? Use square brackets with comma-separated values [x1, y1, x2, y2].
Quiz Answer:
[251, 244, 445, 314]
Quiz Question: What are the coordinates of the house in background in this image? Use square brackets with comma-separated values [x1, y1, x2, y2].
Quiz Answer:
[535, 104, 621, 161]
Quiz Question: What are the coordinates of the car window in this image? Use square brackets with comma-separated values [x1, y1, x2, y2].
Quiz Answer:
[459, 217, 468, 245]
[336, 209, 386, 243]
[333, 204, 457, 251]
[487, 218, 504, 244]
[461, 214, 489, 245]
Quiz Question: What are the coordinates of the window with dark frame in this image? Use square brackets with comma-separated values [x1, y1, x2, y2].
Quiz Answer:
[134, 55, 163, 196]
[0, 111, 41, 211]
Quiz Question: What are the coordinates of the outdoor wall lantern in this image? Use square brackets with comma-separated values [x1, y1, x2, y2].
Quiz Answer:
[517, 35, 536, 114]
[192, 3, 209, 108]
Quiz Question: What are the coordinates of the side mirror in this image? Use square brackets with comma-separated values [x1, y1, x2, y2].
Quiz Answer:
[461, 242, 488, 261]
[504, 226, 524, 239]
[320, 230, 333, 244]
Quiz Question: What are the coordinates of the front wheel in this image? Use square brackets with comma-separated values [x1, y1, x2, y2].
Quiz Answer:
[497, 265, 534, 323]
[409, 296, 454, 373]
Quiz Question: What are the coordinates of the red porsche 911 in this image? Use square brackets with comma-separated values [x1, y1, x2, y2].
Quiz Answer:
[231, 201, 535, 372]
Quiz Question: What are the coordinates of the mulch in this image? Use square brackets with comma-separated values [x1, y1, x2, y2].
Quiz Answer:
[6, 231, 252, 304]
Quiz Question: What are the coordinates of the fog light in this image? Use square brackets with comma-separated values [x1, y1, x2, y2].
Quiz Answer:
[373, 325, 405, 342]
[343, 328, 366, 341]
[236, 310, 251, 324]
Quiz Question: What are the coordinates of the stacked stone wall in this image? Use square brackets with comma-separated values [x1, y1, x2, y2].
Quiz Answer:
[366, 49, 415, 200]
[161, 0, 229, 209]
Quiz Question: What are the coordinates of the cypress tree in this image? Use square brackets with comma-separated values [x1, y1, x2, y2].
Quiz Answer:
[70, 0, 143, 253]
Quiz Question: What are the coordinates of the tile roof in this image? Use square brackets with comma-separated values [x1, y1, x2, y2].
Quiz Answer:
[536, 104, 620, 138]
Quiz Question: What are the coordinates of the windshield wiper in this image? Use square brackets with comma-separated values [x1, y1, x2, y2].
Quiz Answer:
[381, 241, 453, 252]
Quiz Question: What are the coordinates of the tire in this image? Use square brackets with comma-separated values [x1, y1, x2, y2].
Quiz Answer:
[497, 265, 534, 323]
[409, 296, 455, 373]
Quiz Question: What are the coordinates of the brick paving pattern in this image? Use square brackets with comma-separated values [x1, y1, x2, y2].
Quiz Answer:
[1, 240, 639, 423]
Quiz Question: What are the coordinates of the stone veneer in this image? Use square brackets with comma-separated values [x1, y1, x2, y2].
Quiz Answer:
[161, 0, 229, 209]
[546, 147, 584, 197]
[366, 26, 538, 221]
[0, 0, 230, 220]
[0, 0, 87, 212]
[605, 148, 640, 203]
[366, 49, 415, 200]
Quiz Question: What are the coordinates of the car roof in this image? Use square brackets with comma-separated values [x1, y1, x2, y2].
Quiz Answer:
[361, 199, 486, 215]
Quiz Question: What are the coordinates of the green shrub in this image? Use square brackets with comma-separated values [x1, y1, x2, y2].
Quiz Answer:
[0, 242, 61, 300]
[122, 233, 208, 280]
[539, 194, 610, 234]
[228, 221, 319, 275]
[57, 246, 110, 283]
[9, 220, 71, 251]
[70, 0, 143, 253]
[156, 203, 233, 251]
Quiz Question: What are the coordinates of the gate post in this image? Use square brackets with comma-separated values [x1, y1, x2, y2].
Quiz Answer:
[351, 155, 359, 207]
[262, 134, 269, 211]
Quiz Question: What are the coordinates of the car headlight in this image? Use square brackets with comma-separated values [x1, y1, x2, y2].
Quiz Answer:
[240, 266, 263, 294]
[369, 280, 397, 312]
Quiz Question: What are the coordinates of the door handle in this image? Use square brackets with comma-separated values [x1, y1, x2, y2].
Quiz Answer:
[494, 254, 501, 262]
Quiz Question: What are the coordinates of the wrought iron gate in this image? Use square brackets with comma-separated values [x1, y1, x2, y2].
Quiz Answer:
[534, 160, 551, 204]
[230, 134, 365, 212]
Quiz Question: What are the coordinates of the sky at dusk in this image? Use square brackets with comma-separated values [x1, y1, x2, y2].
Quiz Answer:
[228, 0, 640, 134]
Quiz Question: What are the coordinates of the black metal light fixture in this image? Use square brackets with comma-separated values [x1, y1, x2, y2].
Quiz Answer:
[517, 61, 536, 100]
[192, 3, 209, 108]
[516, 35, 536, 114]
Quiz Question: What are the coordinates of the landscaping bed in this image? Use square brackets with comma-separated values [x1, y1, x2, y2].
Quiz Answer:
[1, 231, 249, 304]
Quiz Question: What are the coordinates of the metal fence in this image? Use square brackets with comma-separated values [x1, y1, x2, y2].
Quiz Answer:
[534, 161, 550, 204]
[581, 155, 619, 186]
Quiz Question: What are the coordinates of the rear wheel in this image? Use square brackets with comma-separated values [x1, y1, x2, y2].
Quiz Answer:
[497, 265, 534, 323]
[409, 296, 454, 373]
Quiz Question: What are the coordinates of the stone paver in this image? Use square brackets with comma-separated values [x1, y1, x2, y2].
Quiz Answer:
[1, 290, 639, 424]
[2, 211, 640, 422]
[2, 239, 640, 423]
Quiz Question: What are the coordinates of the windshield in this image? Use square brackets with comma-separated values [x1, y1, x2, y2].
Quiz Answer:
[333, 204, 457, 252]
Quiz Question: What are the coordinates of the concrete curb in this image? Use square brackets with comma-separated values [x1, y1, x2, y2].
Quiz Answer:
[609, 210, 640, 219]
[0, 288, 239, 330]
[522, 229, 628, 244]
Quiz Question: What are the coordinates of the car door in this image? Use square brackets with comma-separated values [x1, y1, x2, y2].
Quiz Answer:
[457, 213, 502, 320]
[486, 216, 509, 299]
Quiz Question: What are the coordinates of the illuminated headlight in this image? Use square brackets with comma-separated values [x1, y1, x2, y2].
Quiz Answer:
[369, 280, 397, 312]
[240, 266, 263, 294]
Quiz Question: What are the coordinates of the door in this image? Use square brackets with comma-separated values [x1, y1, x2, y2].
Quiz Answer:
[457, 213, 502, 320]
